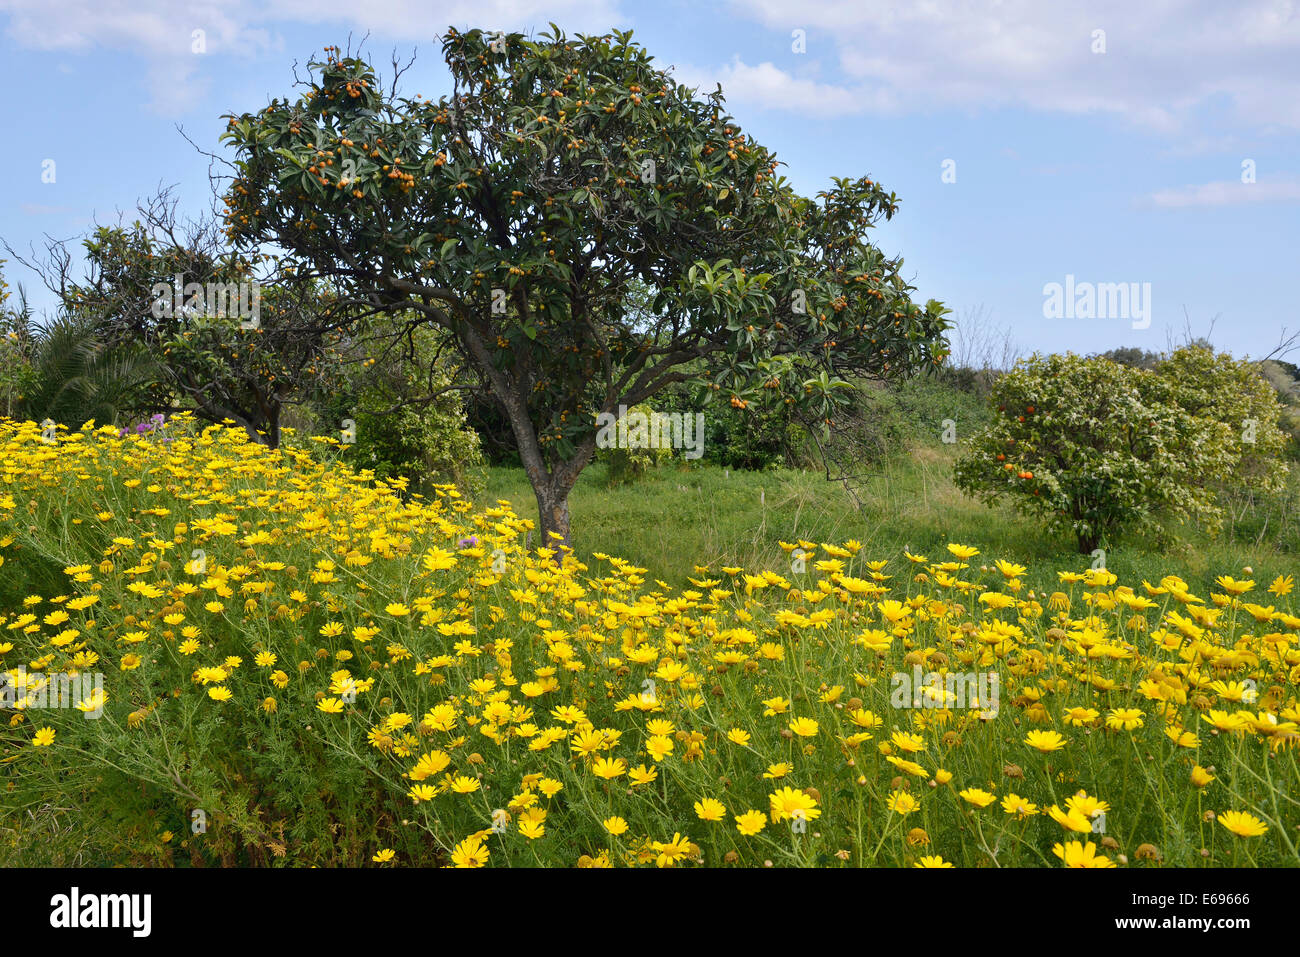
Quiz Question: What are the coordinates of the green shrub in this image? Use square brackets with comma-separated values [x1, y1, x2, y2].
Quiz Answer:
[799, 374, 992, 471]
[954, 353, 1233, 553]
[646, 373, 796, 472]
[1152, 345, 1288, 495]
[704, 402, 797, 471]
[344, 376, 485, 497]
[598, 403, 677, 485]
[308, 326, 484, 497]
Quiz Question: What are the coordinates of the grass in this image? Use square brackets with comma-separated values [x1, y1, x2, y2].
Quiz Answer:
[483, 441, 1300, 597]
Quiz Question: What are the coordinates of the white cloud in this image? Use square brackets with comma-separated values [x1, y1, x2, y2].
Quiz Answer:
[260, 0, 623, 35]
[0, 0, 622, 112]
[672, 58, 897, 116]
[0, 0, 623, 49]
[20, 202, 77, 215]
[0, 0, 281, 112]
[719, 0, 1300, 132]
[1, 1, 271, 56]
[1147, 179, 1300, 207]
[5, 0, 1299, 135]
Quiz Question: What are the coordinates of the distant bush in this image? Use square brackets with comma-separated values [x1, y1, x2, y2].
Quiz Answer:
[1256, 360, 1300, 461]
[342, 375, 484, 497]
[933, 364, 1000, 399]
[815, 374, 991, 469]
[646, 376, 797, 471]
[698, 380, 981, 473]
[468, 376, 797, 473]
[308, 327, 483, 497]
[705, 401, 798, 471]
[1097, 346, 1161, 371]
[598, 403, 677, 485]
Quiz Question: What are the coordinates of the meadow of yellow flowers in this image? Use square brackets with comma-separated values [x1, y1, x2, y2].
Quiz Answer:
[1, 415, 1297, 867]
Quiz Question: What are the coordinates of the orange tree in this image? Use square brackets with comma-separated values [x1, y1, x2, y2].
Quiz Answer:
[954, 353, 1233, 553]
[220, 27, 950, 544]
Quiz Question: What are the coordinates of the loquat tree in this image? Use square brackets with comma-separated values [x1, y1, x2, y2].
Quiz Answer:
[220, 27, 950, 545]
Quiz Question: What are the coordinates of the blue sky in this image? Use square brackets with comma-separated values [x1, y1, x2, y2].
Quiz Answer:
[1, 0, 1297, 361]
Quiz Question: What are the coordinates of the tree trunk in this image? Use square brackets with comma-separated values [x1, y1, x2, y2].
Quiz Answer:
[1076, 530, 1100, 555]
[533, 480, 572, 550]
[264, 408, 281, 449]
[236, 412, 278, 449]
[493, 390, 594, 554]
